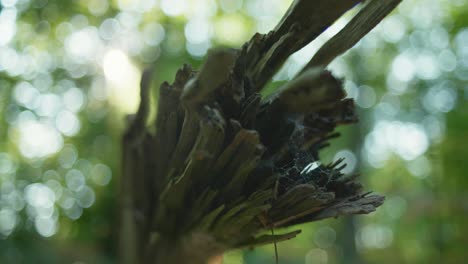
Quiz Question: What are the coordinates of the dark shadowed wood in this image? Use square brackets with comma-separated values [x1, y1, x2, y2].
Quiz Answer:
[119, 0, 401, 263]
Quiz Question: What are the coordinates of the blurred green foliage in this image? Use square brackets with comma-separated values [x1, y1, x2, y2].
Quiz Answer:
[0, 0, 467, 263]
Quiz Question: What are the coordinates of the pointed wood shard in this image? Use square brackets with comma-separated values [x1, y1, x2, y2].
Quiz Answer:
[304, 0, 403, 69]
[244, 0, 364, 90]
[273, 68, 346, 113]
[182, 49, 237, 107]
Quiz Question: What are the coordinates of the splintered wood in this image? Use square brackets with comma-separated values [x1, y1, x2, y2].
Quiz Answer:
[120, 0, 402, 263]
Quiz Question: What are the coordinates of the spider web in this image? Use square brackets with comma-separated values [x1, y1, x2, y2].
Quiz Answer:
[271, 119, 337, 193]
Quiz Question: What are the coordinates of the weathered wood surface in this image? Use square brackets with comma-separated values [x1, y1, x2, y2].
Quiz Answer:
[119, 0, 401, 263]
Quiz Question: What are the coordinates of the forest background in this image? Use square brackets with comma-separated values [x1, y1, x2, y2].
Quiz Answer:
[0, 0, 467, 263]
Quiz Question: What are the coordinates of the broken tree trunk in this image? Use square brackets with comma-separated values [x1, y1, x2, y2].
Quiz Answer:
[119, 0, 402, 263]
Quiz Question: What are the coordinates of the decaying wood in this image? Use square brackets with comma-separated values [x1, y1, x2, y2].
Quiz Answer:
[119, 0, 401, 263]
[243, 0, 364, 90]
[305, 0, 403, 70]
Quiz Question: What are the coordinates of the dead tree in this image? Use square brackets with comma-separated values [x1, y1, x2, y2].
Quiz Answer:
[119, 0, 402, 263]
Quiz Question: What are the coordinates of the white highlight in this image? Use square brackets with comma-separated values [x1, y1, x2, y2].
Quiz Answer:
[17, 119, 63, 159]
[301, 161, 321, 174]
[102, 49, 141, 113]
[364, 121, 429, 167]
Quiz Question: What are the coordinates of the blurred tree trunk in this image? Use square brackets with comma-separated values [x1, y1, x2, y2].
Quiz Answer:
[337, 52, 367, 264]
[338, 110, 365, 264]
[118, 0, 400, 263]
